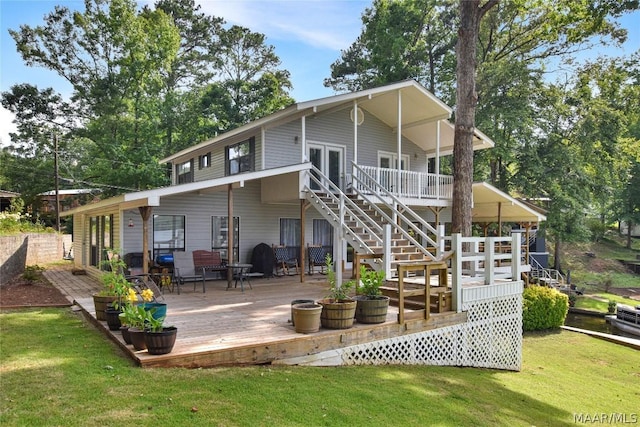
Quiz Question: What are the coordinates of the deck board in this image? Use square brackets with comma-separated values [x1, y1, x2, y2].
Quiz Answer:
[44, 264, 465, 368]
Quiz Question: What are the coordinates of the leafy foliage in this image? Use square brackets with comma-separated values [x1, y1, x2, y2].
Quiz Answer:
[325, 254, 354, 301]
[358, 265, 386, 297]
[522, 286, 569, 331]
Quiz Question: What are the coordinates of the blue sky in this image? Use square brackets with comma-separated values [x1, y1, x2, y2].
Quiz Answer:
[1, 0, 639, 145]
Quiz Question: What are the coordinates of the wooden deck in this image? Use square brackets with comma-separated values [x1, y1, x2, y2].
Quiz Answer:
[44, 264, 465, 368]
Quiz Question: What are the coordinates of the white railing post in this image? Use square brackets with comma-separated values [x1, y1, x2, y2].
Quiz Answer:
[511, 232, 522, 281]
[451, 233, 463, 312]
[437, 224, 445, 258]
[471, 240, 480, 277]
[335, 194, 344, 287]
[383, 224, 392, 278]
[485, 237, 495, 285]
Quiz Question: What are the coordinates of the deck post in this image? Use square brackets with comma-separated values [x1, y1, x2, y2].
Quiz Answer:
[485, 237, 495, 285]
[383, 224, 392, 278]
[511, 232, 522, 281]
[451, 233, 463, 312]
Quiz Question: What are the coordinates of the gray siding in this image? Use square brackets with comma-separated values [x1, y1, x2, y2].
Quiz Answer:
[264, 121, 302, 169]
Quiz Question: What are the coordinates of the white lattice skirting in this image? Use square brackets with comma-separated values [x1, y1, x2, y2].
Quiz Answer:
[283, 281, 523, 371]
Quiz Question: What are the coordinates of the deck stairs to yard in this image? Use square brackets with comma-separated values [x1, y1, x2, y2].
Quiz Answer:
[528, 255, 565, 287]
[304, 165, 441, 278]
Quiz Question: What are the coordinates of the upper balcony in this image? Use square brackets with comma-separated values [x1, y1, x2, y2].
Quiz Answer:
[352, 165, 453, 205]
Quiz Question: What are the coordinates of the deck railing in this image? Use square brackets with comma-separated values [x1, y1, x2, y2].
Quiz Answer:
[354, 165, 453, 200]
[448, 234, 524, 312]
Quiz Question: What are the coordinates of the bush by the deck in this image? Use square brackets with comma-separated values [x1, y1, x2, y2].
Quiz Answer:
[522, 285, 569, 331]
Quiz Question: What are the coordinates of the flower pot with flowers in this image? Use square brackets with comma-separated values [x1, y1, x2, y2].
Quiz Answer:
[143, 310, 177, 355]
[93, 253, 131, 321]
[317, 255, 356, 329]
[118, 288, 155, 350]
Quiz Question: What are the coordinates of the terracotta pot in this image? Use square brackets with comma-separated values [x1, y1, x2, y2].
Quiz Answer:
[292, 303, 322, 333]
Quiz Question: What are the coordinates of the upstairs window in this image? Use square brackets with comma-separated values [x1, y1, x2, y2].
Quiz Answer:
[199, 153, 211, 169]
[176, 160, 193, 184]
[225, 137, 255, 176]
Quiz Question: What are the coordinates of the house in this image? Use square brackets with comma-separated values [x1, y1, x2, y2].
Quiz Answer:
[0, 190, 20, 212]
[64, 80, 545, 369]
[37, 189, 102, 213]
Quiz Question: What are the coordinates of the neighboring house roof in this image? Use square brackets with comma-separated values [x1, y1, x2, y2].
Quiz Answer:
[0, 190, 20, 198]
[38, 189, 102, 196]
[472, 182, 547, 223]
[161, 80, 493, 164]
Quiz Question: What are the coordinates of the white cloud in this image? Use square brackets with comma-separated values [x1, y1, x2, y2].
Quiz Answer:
[0, 107, 17, 148]
[197, 0, 367, 50]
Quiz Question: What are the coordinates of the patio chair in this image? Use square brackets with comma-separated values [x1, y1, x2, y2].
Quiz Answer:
[307, 244, 326, 275]
[192, 249, 227, 281]
[273, 245, 299, 276]
[172, 251, 205, 294]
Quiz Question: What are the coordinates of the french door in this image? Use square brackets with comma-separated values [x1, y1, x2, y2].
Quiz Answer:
[308, 142, 345, 191]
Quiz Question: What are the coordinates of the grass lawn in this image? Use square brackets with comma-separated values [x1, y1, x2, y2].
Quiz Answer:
[1, 308, 638, 426]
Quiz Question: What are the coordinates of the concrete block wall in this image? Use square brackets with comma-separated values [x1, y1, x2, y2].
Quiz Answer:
[0, 233, 70, 284]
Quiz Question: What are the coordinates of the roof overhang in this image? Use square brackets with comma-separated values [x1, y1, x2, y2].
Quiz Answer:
[472, 182, 546, 223]
[161, 80, 495, 165]
[64, 163, 311, 216]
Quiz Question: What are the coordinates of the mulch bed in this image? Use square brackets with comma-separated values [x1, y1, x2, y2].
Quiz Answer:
[0, 274, 71, 308]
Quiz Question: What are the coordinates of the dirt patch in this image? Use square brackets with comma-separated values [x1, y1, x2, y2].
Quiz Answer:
[608, 287, 640, 301]
[0, 273, 71, 308]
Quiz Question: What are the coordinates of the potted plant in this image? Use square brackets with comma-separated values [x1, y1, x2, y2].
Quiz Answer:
[143, 311, 178, 355]
[93, 253, 131, 321]
[118, 287, 155, 349]
[354, 265, 390, 324]
[317, 255, 356, 329]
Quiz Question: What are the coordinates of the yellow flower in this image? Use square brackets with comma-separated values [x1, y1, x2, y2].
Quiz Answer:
[141, 288, 154, 302]
[127, 288, 138, 303]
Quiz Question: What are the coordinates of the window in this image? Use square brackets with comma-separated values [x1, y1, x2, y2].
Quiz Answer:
[90, 214, 113, 267]
[153, 215, 185, 259]
[312, 219, 333, 247]
[199, 153, 211, 169]
[225, 137, 255, 176]
[212, 216, 239, 261]
[176, 160, 193, 184]
[280, 218, 300, 246]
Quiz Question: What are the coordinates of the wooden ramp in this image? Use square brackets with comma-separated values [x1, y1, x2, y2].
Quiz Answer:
[44, 264, 464, 368]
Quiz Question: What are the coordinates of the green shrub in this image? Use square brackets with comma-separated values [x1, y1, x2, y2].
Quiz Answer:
[522, 285, 569, 331]
[22, 265, 45, 283]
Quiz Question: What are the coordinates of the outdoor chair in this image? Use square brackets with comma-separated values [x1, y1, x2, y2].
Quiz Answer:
[192, 249, 227, 281]
[307, 244, 326, 275]
[172, 251, 206, 294]
[273, 245, 299, 276]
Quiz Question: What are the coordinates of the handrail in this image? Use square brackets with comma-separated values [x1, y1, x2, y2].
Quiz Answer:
[304, 167, 380, 251]
[351, 162, 438, 260]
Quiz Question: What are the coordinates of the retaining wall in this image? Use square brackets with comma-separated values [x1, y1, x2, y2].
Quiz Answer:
[0, 233, 72, 284]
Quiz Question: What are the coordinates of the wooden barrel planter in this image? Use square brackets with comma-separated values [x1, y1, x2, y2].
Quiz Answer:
[354, 295, 390, 324]
[318, 299, 357, 329]
[92, 295, 118, 321]
[144, 327, 178, 355]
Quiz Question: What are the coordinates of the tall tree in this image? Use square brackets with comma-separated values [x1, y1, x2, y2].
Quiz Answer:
[451, 0, 498, 236]
[201, 25, 293, 133]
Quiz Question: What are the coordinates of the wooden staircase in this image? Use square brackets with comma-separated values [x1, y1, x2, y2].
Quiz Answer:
[308, 192, 435, 276]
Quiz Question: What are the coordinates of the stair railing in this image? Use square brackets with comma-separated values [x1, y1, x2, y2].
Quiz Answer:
[351, 162, 438, 261]
[304, 166, 381, 252]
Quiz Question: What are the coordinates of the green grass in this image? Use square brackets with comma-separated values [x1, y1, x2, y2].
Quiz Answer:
[574, 294, 639, 312]
[1, 308, 639, 426]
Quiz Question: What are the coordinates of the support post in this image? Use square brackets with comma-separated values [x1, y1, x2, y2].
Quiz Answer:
[139, 206, 153, 274]
[485, 237, 495, 285]
[383, 224, 392, 278]
[451, 233, 463, 313]
[227, 184, 234, 288]
[511, 232, 522, 281]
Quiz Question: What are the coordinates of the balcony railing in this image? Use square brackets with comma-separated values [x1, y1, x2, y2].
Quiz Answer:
[354, 165, 453, 200]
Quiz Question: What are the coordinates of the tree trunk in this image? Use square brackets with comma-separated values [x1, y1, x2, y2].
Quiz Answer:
[553, 235, 562, 273]
[627, 221, 633, 249]
[452, 0, 498, 236]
